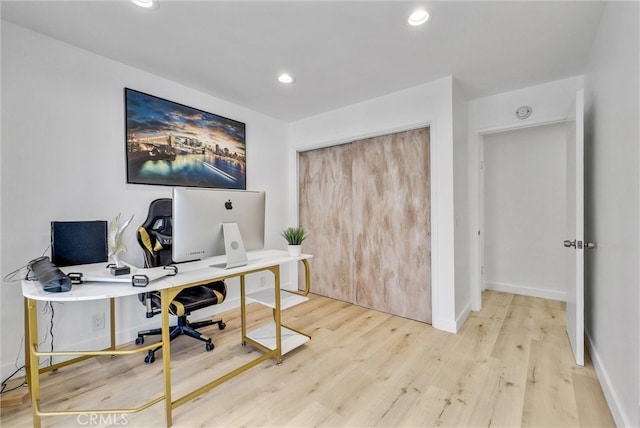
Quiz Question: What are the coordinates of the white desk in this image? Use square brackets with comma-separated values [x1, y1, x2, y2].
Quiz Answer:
[22, 249, 312, 428]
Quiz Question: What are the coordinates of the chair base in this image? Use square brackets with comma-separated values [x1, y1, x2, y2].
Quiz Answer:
[136, 315, 226, 364]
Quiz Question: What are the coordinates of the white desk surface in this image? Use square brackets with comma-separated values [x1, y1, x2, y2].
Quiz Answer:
[22, 249, 311, 302]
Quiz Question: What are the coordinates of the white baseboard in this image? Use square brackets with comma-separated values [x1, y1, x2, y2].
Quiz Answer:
[455, 303, 471, 333]
[484, 281, 566, 302]
[585, 330, 631, 427]
[432, 317, 457, 334]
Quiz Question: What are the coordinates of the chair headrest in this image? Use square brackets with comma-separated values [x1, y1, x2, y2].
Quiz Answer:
[140, 198, 172, 230]
[138, 199, 174, 267]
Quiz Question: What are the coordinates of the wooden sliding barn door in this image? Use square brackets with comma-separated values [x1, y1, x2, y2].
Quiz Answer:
[298, 144, 354, 303]
[298, 127, 431, 323]
[352, 128, 431, 323]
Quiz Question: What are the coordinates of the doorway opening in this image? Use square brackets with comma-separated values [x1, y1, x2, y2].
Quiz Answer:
[477, 122, 568, 304]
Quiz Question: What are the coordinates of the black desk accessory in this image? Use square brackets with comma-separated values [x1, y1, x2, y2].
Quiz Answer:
[67, 265, 177, 287]
[108, 264, 131, 276]
[28, 257, 72, 293]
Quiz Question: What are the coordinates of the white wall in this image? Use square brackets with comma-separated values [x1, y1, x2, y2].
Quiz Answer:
[467, 75, 584, 310]
[0, 21, 290, 379]
[288, 76, 463, 333]
[583, 2, 639, 426]
[453, 79, 471, 326]
[483, 123, 567, 301]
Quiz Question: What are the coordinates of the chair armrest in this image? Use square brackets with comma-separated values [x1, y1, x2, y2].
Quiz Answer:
[142, 292, 161, 318]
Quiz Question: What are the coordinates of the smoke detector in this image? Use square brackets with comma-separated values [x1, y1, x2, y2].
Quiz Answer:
[516, 106, 532, 120]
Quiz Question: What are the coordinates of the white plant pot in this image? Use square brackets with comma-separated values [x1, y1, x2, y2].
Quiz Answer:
[287, 245, 302, 257]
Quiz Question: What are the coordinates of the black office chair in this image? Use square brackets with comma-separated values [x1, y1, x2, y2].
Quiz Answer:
[135, 198, 226, 364]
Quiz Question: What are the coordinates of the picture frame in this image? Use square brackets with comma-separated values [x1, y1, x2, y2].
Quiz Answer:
[125, 88, 246, 189]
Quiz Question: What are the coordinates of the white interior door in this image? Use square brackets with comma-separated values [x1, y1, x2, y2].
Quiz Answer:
[565, 89, 585, 366]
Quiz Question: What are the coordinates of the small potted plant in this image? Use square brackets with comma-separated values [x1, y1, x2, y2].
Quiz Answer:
[281, 226, 308, 257]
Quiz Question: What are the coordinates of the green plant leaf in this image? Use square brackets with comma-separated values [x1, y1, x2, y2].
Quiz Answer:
[281, 227, 308, 245]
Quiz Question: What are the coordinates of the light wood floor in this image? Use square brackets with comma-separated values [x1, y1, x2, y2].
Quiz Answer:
[1, 291, 614, 427]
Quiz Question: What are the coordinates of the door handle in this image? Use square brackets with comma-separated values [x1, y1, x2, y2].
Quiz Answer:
[564, 240, 595, 249]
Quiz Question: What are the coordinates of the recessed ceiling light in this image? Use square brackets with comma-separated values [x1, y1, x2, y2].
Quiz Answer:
[132, 0, 158, 9]
[278, 73, 295, 84]
[408, 9, 429, 26]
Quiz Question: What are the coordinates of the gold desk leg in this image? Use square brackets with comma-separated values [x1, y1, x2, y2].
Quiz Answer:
[301, 258, 311, 296]
[160, 289, 173, 427]
[26, 298, 41, 428]
[23, 298, 30, 386]
[288, 258, 311, 297]
[109, 298, 116, 351]
[240, 275, 247, 344]
[271, 265, 283, 365]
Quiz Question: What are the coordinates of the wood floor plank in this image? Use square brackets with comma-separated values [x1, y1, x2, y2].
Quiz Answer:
[490, 300, 544, 365]
[572, 372, 616, 428]
[481, 359, 529, 427]
[521, 338, 580, 427]
[1, 291, 615, 428]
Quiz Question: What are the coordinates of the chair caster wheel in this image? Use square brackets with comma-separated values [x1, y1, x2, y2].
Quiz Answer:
[205, 342, 214, 352]
[218, 322, 226, 330]
[135, 336, 144, 345]
[144, 352, 155, 364]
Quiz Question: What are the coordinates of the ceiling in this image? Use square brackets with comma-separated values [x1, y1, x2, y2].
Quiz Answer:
[1, 1, 605, 121]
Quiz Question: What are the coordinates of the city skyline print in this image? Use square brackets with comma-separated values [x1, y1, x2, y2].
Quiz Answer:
[125, 88, 246, 189]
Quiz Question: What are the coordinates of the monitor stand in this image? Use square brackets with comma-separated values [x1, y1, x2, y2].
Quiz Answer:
[210, 222, 248, 269]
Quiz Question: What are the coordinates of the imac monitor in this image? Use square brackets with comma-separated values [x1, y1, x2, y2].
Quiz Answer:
[172, 187, 265, 264]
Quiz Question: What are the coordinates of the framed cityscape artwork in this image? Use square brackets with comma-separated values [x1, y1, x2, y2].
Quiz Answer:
[125, 88, 246, 189]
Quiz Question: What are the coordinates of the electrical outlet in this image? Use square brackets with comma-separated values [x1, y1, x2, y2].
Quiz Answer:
[92, 312, 105, 331]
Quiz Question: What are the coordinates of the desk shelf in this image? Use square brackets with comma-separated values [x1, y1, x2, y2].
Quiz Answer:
[246, 289, 309, 309]
[245, 289, 310, 355]
[246, 323, 310, 355]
